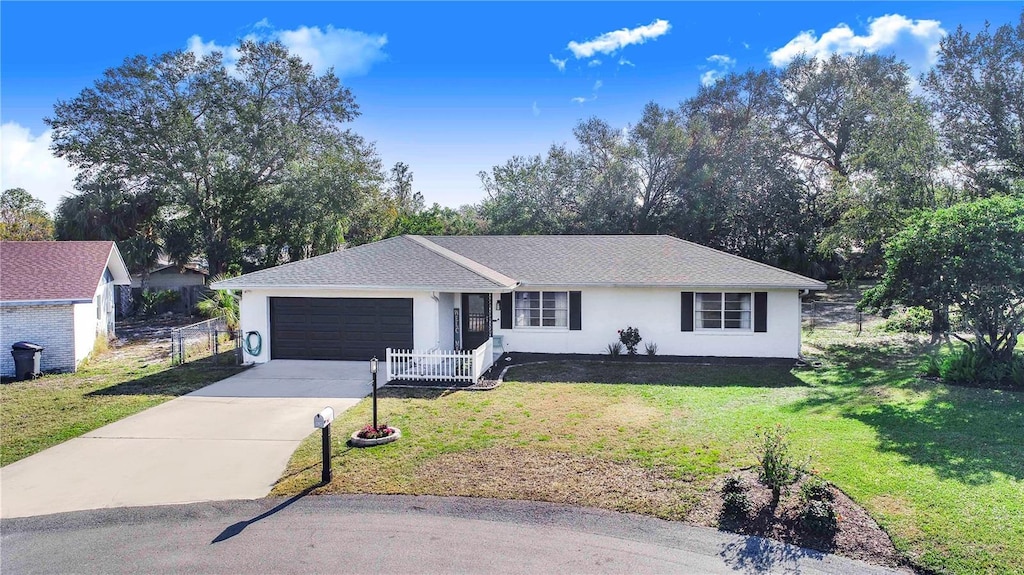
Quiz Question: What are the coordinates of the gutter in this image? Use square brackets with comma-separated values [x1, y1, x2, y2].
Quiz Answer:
[1, 299, 93, 307]
[210, 283, 520, 293]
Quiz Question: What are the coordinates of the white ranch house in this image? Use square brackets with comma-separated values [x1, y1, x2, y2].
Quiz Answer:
[213, 235, 825, 382]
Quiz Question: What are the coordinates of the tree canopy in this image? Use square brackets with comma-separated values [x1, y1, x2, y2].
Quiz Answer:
[924, 12, 1024, 193]
[47, 40, 378, 273]
[40, 9, 1023, 285]
[0, 188, 54, 241]
[861, 196, 1024, 361]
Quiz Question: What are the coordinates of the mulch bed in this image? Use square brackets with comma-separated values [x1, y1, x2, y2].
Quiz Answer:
[687, 469, 904, 571]
[497, 352, 799, 368]
[385, 353, 800, 390]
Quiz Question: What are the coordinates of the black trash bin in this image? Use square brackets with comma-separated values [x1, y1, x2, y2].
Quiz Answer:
[11, 341, 44, 381]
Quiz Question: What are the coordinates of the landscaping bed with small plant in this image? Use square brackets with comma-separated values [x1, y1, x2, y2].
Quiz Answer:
[687, 426, 900, 567]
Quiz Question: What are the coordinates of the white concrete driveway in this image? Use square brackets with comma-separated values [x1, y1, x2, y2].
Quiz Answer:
[1, 361, 371, 518]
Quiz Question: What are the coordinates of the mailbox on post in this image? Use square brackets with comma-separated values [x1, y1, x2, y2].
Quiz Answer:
[314, 407, 334, 429]
[313, 406, 335, 484]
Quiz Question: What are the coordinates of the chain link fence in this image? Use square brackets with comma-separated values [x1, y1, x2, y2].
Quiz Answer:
[169, 317, 241, 365]
[802, 301, 873, 335]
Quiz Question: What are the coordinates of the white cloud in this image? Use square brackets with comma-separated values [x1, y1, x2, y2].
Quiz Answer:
[700, 70, 723, 86]
[186, 35, 239, 61]
[618, 58, 635, 67]
[742, 42, 751, 50]
[570, 96, 591, 104]
[277, 26, 387, 76]
[588, 59, 602, 67]
[187, 22, 388, 78]
[549, 54, 567, 72]
[0, 122, 78, 213]
[593, 80, 603, 91]
[567, 19, 671, 59]
[706, 54, 736, 67]
[769, 14, 946, 68]
[532, 101, 540, 117]
[700, 54, 736, 86]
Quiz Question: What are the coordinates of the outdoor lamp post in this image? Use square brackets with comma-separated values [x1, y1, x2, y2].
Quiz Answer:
[370, 357, 378, 430]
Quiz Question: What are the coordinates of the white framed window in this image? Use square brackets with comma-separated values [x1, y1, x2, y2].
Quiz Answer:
[696, 292, 751, 330]
[514, 291, 568, 328]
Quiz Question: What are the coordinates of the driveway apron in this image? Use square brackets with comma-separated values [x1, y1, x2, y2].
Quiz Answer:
[0, 360, 370, 518]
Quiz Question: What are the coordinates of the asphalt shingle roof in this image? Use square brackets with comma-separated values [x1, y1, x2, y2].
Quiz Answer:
[429, 235, 825, 289]
[212, 236, 515, 291]
[0, 241, 124, 302]
[214, 235, 825, 291]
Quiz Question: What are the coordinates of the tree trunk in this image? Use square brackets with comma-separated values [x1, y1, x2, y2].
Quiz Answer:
[930, 308, 950, 344]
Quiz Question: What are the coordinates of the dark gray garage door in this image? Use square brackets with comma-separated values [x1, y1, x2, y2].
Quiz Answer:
[269, 297, 413, 360]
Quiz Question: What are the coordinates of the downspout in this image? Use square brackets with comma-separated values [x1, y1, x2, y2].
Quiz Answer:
[431, 291, 441, 349]
[798, 289, 810, 362]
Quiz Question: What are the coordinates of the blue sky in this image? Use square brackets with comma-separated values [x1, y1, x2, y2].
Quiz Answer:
[1, 2, 1019, 212]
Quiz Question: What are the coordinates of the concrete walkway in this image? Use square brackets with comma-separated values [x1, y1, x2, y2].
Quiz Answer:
[0, 360, 371, 518]
[0, 495, 904, 574]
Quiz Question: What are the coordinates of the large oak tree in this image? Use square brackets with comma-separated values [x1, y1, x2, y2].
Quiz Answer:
[48, 40, 365, 273]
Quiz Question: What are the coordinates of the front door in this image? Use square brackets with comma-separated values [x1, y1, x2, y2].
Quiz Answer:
[461, 293, 492, 350]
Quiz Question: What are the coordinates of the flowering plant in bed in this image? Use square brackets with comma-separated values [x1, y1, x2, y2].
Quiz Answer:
[356, 423, 396, 440]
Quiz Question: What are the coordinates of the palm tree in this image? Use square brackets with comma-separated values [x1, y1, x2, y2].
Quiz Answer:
[196, 274, 240, 331]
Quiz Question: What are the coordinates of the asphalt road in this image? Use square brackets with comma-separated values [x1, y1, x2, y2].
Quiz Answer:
[1, 495, 900, 574]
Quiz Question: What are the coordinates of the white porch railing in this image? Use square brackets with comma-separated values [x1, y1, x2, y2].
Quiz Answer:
[387, 338, 494, 383]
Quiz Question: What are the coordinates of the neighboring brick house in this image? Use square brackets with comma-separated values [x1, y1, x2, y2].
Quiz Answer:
[0, 241, 131, 376]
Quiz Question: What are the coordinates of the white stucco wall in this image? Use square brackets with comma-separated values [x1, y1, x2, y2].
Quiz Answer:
[238, 285, 804, 363]
[71, 273, 117, 367]
[238, 288, 442, 363]
[72, 301, 99, 367]
[437, 292, 455, 351]
[493, 286, 802, 358]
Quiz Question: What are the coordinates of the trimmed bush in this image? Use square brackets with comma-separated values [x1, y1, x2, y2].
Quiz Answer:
[801, 499, 839, 535]
[721, 475, 750, 518]
[800, 475, 834, 503]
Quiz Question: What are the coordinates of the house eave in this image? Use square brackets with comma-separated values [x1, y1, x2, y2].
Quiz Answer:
[210, 282, 520, 293]
[515, 282, 828, 290]
[212, 281, 824, 292]
[0, 298, 93, 307]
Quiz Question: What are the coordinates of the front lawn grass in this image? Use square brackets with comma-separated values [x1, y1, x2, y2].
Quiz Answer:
[0, 344, 244, 466]
[274, 332, 1023, 575]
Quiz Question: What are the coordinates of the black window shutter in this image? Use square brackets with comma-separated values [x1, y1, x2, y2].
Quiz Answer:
[500, 292, 512, 330]
[681, 292, 694, 331]
[754, 292, 768, 332]
[569, 291, 582, 330]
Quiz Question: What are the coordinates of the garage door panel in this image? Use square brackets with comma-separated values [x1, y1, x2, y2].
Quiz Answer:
[269, 297, 413, 360]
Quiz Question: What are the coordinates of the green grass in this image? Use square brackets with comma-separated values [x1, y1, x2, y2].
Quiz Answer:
[275, 331, 1023, 575]
[1, 345, 244, 466]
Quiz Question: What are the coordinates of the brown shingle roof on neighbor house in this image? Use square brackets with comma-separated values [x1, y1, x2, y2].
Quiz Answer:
[214, 235, 826, 291]
[0, 241, 124, 302]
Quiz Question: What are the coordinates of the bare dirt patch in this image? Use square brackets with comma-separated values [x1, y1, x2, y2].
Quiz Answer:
[107, 314, 201, 364]
[687, 469, 903, 570]
[413, 446, 698, 520]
